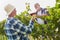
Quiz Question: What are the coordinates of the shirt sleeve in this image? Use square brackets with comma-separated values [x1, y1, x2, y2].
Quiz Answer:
[15, 19, 34, 34]
[26, 19, 34, 34]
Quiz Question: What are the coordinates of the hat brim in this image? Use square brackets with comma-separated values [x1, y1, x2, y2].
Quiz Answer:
[7, 8, 15, 15]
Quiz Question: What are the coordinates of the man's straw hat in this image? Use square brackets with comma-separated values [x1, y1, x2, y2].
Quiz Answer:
[4, 4, 15, 15]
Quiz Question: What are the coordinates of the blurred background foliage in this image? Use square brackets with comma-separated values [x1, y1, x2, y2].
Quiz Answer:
[0, 0, 60, 40]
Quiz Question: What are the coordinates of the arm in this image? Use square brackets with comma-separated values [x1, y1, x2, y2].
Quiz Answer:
[26, 18, 34, 34]
[15, 18, 34, 34]
[37, 14, 48, 17]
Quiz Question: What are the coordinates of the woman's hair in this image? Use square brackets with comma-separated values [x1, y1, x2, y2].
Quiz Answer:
[34, 3, 40, 7]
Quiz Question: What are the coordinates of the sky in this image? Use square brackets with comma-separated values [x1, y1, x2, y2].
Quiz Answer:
[0, 0, 56, 21]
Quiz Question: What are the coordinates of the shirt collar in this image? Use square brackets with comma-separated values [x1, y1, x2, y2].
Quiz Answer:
[7, 17, 14, 20]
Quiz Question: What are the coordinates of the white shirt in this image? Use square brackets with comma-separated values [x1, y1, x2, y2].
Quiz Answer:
[37, 10, 42, 16]
[36, 9, 44, 24]
[36, 18, 44, 24]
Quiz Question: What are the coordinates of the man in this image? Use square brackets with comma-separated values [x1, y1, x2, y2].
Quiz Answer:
[4, 4, 35, 40]
[34, 3, 49, 24]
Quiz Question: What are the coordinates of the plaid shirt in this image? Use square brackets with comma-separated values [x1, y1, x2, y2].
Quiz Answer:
[5, 17, 34, 40]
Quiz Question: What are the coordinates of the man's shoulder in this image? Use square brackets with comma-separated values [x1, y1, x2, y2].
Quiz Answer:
[41, 8, 47, 12]
[41, 8, 47, 10]
[6, 18, 18, 24]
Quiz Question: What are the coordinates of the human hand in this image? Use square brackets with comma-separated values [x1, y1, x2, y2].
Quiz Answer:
[31, 16, 36, 21]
